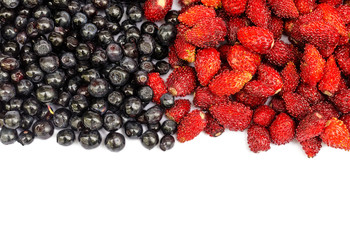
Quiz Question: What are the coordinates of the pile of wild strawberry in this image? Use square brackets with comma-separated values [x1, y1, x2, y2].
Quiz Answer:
[144, 0, 350, 157]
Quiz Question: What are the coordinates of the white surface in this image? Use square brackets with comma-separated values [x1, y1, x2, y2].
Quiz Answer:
[1, 1, 350, 240]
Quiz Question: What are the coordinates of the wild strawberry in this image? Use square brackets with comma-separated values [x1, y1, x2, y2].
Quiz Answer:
[176, 23, 191, 37]
[204, 113, 225, 137]
[209, 70, 253, 97]
[269, 113, 296, 145]
[244, 64, 283, 98]
[195, 48, 221, 86]
[296, 112, 326, 142]
[165, 99, 191, 123]
[179, 0, 200, 5]
[281, 62, 300, 94]
[227, 18, 249, 44]
[266, 40, 297, 67]
[297, 83, 324, 105]
[340, 114, 350, 131]
[227, 45, 261, 75]
[268, 16, 284, 40]
[177, 110, 207, 143]
[253, 105, 276, 127]
[318, 55, 341, 96]
[247, 125, 271, 153]
[237, 26, 274, 54]
[185, 17, 227, 48]
[144, 0, 173, 22]
[178, 5, 216, 27]
[312, 101, 340, 121]
[295, 0, 317, 15]
[193, 86, 229, 109]
[168, 45, 185, 68]
[300, 44, 326, 87]
[282, 92, 311, 119]
[299, 21, 340, 57]
[167, 66, 196, 96]
[270, 96, 287, 113]
[246, 0, 271, 29]
[319, 0, 343, 8]
[201, 0, 222, 8]
[222, 0, 247, 16]
[147, 72, 167, 104]
[335, 45, 350, 76]
[218, 44, 231, 61]
[337, 5, 350, 25]
[235, 90, 268, 108]
[321, 118, 350, 150]
[267, 0, 299, 19]
[300, 137, 322, 158]
[314, 3, 348, 37]
[337, 78, 349, 93]
[210, 101, 253, 131]
[332, 89, 350, 114]
[174, 36, 196, 63]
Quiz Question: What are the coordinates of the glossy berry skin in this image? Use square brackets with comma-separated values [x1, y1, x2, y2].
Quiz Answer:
[36, 85, 57, 103]
[160, 93, 174, 109]
[57, 129, 76, 146]
[137, 86, 153, 103]
[124, 121, 143, 139]
[78, 130, 102, 150]
[105, 132, 126, 152]
[103, 113, 123, 132]
[145, 105, 163, 124]
[161, 120, 177, 135]
[53, 108, 71, 128]
[160, 135, 175, 151]
[141, 130, 159, 150]
[4, 110, 21, 129]
[32, 120, 54, 140]
[0, 127, 18, 145]
[18, 130, 34, 146]
[82, 111, 103, 131]
[122, 97, 143, 118]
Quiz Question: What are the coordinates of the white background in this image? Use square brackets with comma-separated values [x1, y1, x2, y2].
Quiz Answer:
[1, 1, 350, 240]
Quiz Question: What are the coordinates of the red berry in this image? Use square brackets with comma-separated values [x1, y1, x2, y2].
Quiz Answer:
[147, 72, 167, 104]
[246, 0, 271, 29]
[300, 137, 322, 158]
[270, 96, 287, 113]
[167, 66, 196, 97]
[165, 99, 191, 123]
[222, 0, 247, 16]
[296, 83, 324, 106]
[195, 48, 221, 86]
[193, 86, 229, 110]
[296, 112, 326, 142]
[227, 45, 261, 75]
[281, 62, 300, 94]
[237, 26, 275, 54]
[177, 110, 207, 143]
[143, 0, 173, 22]
[321, 118, 350, 150]
[300, 44, 326, 87]
[253, 105, 276, 127]
[318, 55, 341, 96]
[269, 113, 296, 145]
[282, 92, 312, 120]
[204, 113, 225, 137]
[178, 4, 216, 27]
[267, 0, 299, 18]
[247, 125, 271, 153]
[312, 101, 340, 121]
[332, 89, 350, 114]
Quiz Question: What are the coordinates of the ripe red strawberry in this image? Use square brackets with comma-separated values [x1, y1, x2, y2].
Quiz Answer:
[335, 45, 350, 76]
[204, 113, 225, 137]
[185, 17, 227, 48]
[193, 86, 229, 109]
[312, 101, 340, 121]
[165, 99, 191, 123]
[195, 48, 221, 86]
[144, 0, 173, 22]
[282, 92, 311, 119]
[267, 0, 299, 18]
[177, 110, 207, 143]
[295, 0, 317, 15]
[246, 0, 271, 29]
[281, 62, 300, 94]
[168, 45, 185, 68]
[209, 70, 253, 96]
[269, 113, 296, 145]
[167, 66, 196, 96]
[340, 114, 350, 131]
[178, 5, 216, 27]
[268, 16, 284, 40]
[266, 40, 297, 67]
[321, 118, 350, 150]
[237, 26, 274, 54]
[210, 101, 253, 131]
[176, 23, 191, 37]
[299, 21, 340, 57]
[300, 44, 326, 87]
[318, 55, 341, 96]
[296, 112, 326, 142]
[247, 125, 271, 153]
[270, 96, 287, 113]
[315, 3, 348, 37]
[300, 137, 322, 158]
[179, 0, 200, 5]
[174, 36, 196, 63]
[147, 72, 167, 104]
[319, 0, 343, 8]
[227, 18, 249, 44]
[253, 105, 276, 127]
[222, 0, 247, 16]
[332, 89, 350, 114]
[297, 83, 324, 105]
[227, 45, 261, 75]
[244, 64, 283, 98]
[235, 90, 268, 108]
[201, 0, 222, 8]
[337, 5, 350, 25]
